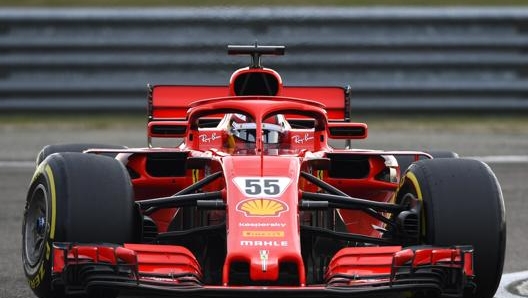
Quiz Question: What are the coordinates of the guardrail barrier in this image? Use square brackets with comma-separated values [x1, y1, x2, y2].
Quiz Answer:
[1, 7, 528, 112]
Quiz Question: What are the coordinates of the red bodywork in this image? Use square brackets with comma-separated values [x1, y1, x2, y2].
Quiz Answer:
[51, 49, 474, 297]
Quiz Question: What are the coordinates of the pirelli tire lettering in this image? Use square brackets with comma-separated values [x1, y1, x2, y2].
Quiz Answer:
[28, 263, 46, 289]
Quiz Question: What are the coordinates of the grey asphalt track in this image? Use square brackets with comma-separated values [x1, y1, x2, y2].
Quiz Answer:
[1, 120, 527, 297]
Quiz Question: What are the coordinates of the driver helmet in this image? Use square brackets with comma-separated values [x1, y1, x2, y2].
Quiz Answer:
[229, 113, 284, 144]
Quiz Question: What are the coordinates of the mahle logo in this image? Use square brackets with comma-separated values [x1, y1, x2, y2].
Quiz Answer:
[236, 198, 289, 217]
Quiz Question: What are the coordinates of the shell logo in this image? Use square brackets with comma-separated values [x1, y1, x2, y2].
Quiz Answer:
[236, 198, 289, 217]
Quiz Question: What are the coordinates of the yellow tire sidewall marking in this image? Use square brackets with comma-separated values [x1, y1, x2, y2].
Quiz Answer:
[404, 171, 426, 237]
[404, 172, 423, 199]
[27, 163, 57, 289]
[44, 165, 57, 241]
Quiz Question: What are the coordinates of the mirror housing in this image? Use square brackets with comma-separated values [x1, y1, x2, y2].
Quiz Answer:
[148, 121, 188, 138]
[327, 122, 368, 139]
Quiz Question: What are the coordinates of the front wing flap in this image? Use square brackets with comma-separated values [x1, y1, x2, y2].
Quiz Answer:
[51, 243, 475, 297]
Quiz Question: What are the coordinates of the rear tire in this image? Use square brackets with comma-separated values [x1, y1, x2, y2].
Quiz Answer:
[398, 158, 506, 298]
[36, 143, 127, 166]
[22, 153, 135, 298]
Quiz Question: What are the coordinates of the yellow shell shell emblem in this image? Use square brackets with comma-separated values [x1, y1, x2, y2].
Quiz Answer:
[237, 198, 288, 217]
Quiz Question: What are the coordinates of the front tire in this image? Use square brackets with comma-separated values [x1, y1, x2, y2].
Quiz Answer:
[398, 158, 506, 298]
[22, 153, 135, 298]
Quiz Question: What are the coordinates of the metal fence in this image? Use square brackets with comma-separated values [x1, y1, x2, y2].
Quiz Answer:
[1, 7, 528, 113]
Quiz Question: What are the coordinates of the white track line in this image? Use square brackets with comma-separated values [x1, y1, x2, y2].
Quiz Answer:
[497, 270, 528, 298]
[468, 155, 528, 164]
[0, 161, 34, 168]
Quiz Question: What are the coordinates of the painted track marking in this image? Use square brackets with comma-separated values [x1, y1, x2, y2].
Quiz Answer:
[498, 271, 528, 298]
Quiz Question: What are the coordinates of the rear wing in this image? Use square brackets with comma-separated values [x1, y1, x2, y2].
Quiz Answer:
[148, 85, 351, 122]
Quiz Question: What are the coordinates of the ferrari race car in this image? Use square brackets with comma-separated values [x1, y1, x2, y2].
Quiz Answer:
[23, 44, 505, 298]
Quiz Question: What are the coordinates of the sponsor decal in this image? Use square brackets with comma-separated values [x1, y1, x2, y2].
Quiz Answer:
[233, 177, 291, 198]
[260, 250, 269, 272]
[199, 133, 221, 143]
[239, 222, 286, 228]
[240, 240, 288, 247]
[292, 133, 314, 144]
[242, 230, 285, 237]
[236, 198, 289, 217]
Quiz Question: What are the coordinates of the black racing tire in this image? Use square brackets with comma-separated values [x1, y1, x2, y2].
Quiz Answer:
[22, 153, 136, 298]
[36, 143, 127, 166]
[425, 150, 460, 159]
[396, 150, 459, 176]
[398, 158, 506, 298]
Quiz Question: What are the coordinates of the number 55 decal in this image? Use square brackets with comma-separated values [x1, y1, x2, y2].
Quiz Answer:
[233, 177, 291, 197]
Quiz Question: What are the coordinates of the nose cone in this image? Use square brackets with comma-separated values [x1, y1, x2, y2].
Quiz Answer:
[222, 156, 305, 285]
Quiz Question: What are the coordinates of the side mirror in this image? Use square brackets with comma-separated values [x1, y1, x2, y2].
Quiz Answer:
[327, 122, 368, 139]
[148, 121, 188, 138]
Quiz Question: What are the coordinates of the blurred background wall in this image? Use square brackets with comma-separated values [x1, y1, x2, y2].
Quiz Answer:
[1, 6, 528, 113]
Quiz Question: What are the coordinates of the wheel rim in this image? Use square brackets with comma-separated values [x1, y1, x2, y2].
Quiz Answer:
[24, 184, 48, 268]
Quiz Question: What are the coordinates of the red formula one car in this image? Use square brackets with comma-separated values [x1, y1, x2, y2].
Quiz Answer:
[23, 45, 505, 298]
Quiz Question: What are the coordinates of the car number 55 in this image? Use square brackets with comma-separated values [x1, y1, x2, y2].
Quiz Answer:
[233, 177, 291, 197]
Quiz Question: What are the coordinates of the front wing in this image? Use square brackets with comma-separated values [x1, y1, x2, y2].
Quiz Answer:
[50, 243, 475, 297]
